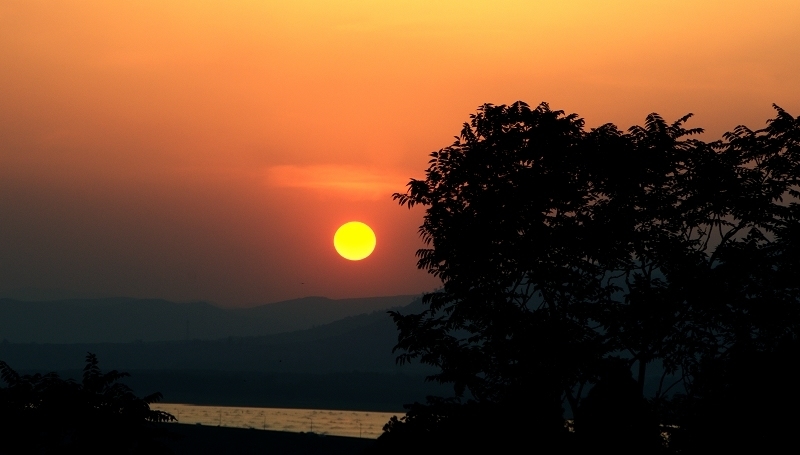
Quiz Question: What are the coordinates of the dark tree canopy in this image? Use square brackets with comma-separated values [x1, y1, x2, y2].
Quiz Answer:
[0, 353, 175, 454]
[379, 101, 800, 452]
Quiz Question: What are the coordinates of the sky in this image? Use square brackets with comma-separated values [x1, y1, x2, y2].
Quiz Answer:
[1, 1, 798, 307]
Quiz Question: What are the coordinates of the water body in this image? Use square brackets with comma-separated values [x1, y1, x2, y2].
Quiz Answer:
[151, 403, 400, 439]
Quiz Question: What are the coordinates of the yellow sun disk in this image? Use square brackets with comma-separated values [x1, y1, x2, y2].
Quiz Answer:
[334, 222, 376, 261]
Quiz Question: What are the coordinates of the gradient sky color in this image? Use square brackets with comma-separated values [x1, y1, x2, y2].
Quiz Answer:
[1, 1, 798, 306]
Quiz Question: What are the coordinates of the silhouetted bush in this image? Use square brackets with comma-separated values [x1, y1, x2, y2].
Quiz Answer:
[369, 396, 571, 454]
[0, 353, 174, 454]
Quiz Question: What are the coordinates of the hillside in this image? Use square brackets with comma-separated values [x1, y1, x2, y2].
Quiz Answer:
[0, 298, 442, 410]
[0, 295, 419, 343]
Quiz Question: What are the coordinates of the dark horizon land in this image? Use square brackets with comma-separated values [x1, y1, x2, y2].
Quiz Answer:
[0, 293, 442, 454]
[0, 293, 422, 343]
[0, 289, 704, 413]
[0, 294, 445, 412]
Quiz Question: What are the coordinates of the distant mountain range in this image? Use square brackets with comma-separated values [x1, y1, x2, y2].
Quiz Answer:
[0, 296, 442, 410]
[0, 298, 429, 374]
[0, 295, 420, 343]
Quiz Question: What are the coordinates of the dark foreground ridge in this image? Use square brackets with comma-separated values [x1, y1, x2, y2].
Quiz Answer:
[157, 424, 374, 455]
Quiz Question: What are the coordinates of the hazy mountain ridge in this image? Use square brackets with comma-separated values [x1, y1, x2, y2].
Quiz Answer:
[0, 298, 431, 374]
[0, 295, 420, 343]
[0, 297, 443, 411]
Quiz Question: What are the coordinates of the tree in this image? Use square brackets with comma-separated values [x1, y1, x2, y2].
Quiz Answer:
[0, 353, 175, 454]
[381, 101, 620, 451]
[380, 101, 800, 451]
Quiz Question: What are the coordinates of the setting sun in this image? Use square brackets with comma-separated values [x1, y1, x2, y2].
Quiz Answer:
[334, 222, 376, 261]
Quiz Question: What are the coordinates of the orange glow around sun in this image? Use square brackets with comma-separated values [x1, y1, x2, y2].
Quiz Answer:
[1, 0, 797, 304]
[334, 222, 376, 261]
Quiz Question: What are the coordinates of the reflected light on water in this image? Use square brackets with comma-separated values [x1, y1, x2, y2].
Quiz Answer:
[151, 403, 400, 439]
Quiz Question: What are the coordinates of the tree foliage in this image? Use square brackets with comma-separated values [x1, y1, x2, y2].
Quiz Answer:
[0, 353, 175, 454]
[380, 101, 800, 452]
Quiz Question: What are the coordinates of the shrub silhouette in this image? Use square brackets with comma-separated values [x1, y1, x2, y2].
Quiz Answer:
[0, 353, 175, 454]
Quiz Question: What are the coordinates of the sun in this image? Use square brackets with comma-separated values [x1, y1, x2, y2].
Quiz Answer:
[334, 222, 376, 261]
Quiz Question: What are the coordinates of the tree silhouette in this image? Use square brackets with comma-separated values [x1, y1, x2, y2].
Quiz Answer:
[0, 353, 175, 454]
[379, 101, 800, 452]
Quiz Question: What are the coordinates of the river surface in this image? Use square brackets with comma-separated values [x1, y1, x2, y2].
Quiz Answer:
[151, 403, 401, 439]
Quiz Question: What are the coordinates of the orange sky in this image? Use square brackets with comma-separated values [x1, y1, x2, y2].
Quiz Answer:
[1, 1, 798, 306]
